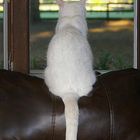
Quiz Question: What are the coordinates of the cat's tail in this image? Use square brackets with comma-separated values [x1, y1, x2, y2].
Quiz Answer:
[62, 94, 79, 140]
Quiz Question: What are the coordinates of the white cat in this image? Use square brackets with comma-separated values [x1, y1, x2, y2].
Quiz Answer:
[44, 0, 96, 140]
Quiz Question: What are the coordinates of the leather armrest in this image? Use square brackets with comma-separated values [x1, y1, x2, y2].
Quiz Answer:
[0, 69, 140, 140]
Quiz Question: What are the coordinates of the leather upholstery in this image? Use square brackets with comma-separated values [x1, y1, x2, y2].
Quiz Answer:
[0, 69, 140, 140]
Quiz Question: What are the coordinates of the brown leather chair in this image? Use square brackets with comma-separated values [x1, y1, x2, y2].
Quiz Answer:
[0, 68, 140, 140]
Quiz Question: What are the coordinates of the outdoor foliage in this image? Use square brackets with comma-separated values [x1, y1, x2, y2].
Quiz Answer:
[0, 60, 3, 69]
[95, 50, 132, 70]
[39, 0, 134, 3]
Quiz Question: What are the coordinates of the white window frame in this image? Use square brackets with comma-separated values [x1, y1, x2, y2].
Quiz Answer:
[134, 0, 138, 69]
[3, 0, 9, 69]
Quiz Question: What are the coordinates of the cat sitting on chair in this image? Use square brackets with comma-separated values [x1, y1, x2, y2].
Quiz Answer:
[44, 0, 96, 140]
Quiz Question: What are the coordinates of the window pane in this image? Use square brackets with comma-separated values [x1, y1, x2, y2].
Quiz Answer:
[30, 0, 134, 72]
[0, 0, 3, 69]
[90, 19, 133, 70]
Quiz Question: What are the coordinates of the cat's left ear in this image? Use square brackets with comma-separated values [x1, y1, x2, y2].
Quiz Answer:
[56, 0, 64, 6]
[80, 0, 87, 5]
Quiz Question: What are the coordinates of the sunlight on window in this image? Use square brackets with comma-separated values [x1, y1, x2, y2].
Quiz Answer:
[109, 3, 133, 10]
[86, 4, 107, 11]
[39, 4, 59, 11]
[39, 0, 133, 12]
[0, 6, 3, 11]
[39, 0, 44, 3]
[39, 0, 133, 3]
[0, 0, 3, 3]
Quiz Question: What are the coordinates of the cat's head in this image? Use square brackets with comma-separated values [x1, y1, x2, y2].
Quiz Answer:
[56, 0, 87, 18]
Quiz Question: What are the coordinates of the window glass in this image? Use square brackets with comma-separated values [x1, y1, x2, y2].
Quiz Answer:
[0, 0, 3, 69]
[30, 0, 134, 71]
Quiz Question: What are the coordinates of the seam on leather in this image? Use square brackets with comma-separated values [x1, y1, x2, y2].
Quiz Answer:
[52, 96, 56, 140]
[99, 80, 114, 140]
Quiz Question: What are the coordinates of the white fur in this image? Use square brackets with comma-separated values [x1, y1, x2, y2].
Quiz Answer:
[44, 1, 96, 140]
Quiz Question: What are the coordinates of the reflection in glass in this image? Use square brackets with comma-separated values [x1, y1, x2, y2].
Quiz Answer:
[30, 0, 134, 71]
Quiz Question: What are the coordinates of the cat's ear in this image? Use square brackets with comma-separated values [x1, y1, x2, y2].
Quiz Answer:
[80, 0, 87, 5]
[56, 0, 64, 6]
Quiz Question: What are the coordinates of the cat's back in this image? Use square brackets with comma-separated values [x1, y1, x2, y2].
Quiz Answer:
[47, 25, 92, 66]
[48, 25, 89, 56]
[53, 26, 85, 43]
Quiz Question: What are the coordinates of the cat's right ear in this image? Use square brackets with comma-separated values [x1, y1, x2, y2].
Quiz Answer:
[56, 0, 64, 6]
[80, 0, 87, 5]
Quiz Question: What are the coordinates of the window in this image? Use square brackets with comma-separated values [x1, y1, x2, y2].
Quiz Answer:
[2, 0, 140, 75]
[30, 0, 134, 75]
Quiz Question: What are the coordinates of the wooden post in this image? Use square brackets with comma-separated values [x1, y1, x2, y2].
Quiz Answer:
[8, 0, 29, 74]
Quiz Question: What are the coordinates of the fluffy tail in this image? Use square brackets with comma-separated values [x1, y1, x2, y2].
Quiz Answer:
[62, 94, 79, 140]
